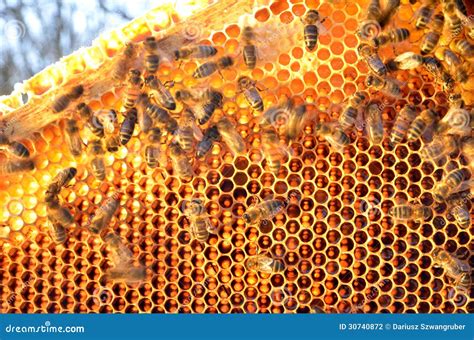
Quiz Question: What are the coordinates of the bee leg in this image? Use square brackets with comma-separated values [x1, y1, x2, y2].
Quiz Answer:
[218, 70, 225, 80]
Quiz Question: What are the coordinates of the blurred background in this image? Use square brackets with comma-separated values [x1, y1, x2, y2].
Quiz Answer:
[0, 0, 154, 95]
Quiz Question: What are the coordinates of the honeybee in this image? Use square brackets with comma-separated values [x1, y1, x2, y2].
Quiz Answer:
[339, 91, 369, 130]
[184, 198, 217, 243]
[143, 37, 160, 74]
[175, 109, 200, 153]
[433, 168, 470, 202]
[0, 159, 34, 174]
[378, 0, 401, 28]
[193, 90, 224, 125]
[145, 127, 162, 168]
[261, 124, 288, 173]
[46, 167, 77, 198]
[52, 85, 84, 113]
[105, 135, 121, 153]
[88, 192, 121, 234]
[443, 0, 463, 38]
[420, 13, 444, 55]
[390, 104, 417, 145]
[193, 56, 234, 79]
[169, 143, 194, 181]
[407, 109, 438, 141]
[386, 52, 424, 71]
[122, 69, 142, 110]
[448, 93, 465, 109]
[64, 119, 82, 157]
[432, 247, 471, 291]
[7, 141, 30, 158]
[366, 74, 402, 97]
[242, 199, 286, 224]
[136, 93, 178, 134]
[136, 94, 153, 134]
[197, 125, 220, 158]
[370, 28, 410, 48]
[88, 139, 106, 181]
[238, 76, 264, 112]
[49, 220, 67, 244]
[422, 56, 455, 91]
[450, 205, 471, 229]
[314, 122, 351, 151]
[285, 102, 308, 141]
[145, 75, 176, 111]
[452, 39, 474, 59]
[442, 49, 469, 83]
[47, 200, 74, 227]
[415, 0, 436, 29]
[106, 265, 147, 283]
[241, 26, 258, 69]
[216, 117, 246, 155]
[246, 254, 285, 274]
[302, 9, 326, 51]
[174, 45, 217, 60]
[119, 108, 137, 145]
[358, 43, 387, 77]
[366, 102, 384, 144]
[104, 232, 133, 265]
[389, 203, 432, 221]
[112, 43, 136, 82]
[421, 134, 459, 162]
[366, 0, 382, 22]
[437, 107, 472, 136]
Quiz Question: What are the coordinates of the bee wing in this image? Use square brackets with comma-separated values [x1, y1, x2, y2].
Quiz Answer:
[316, 21, 330, 36]
[191, 122, 204, 141]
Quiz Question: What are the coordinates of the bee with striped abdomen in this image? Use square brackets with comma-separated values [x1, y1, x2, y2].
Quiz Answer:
[442, 48, 469, 83]
[443, 0, 463, 38]
[378, 0, 401, 28]
[358, 43, 387, 77]
[119, 108, 137, 146]
[136, 93, 178, 134]
[420, 13, 444, 55]
[216, 116, 247, 155]
[422, 56, 455, 91]
[386, 52, 424, 71]
[314, 122, 351, 152]
[366, 101, 384, 144]
[145, 75, 176, 111]
[415, 0, 437, 29]
[174, 45, 217, 60]
[450, 205, 471, 229]
[47, 200, 74, 228]
[302, 9, 326, 51]
[169, 142, 194, 181]
[433, 247, 472, 291]
[112, 43, 136, 82]
[184, 198, 217, 243]
[433, 168, 470, 202]
[421, 134, 459, 163]
[175, 109, 199, 153]
[243, 199, 286, 225]
[196, 125, 220, 158]
[105, 135, 121, 153]
[52, 85, 84, 113]
[143, 37, 160, 74]
[390, 104, 417, 145]
[49, 220, 67, 244]
[193, 56, 234, 79]
[64, 119, 82, 157]
[0, 159, 34, 175]
[194, 90, 224, 125]
[46, 167, 77, 199]
[246, 254, 285, 274]
[370, 28, 410, 48]
[241, 26, 258, 69]
[88, 192, 121, 234]
[237, 76, 264, 112]
[7, 141, 30, 158]
[452, 39, 474, 59]
[407, 109, 438, 141]
[136, 94, 153, 134]
[339, 91, 369, 130]
[88, 139, 106, 181]
[145, 127, 162, 169]
[104, 232, 133, 266]
[122, 69, 142, 110]
[261, 124, 288, 174]
[389, 203, 432, 221]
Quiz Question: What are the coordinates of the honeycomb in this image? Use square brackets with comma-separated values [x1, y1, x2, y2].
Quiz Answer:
[0, 0, 473, 314]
